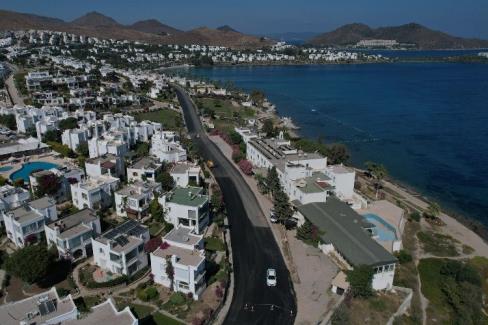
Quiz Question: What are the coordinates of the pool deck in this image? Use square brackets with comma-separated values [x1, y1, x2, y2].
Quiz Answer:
[0, 153, 72, 180]
[358, 200, 405, 252]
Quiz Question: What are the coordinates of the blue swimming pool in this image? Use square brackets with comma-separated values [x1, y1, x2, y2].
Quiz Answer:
[10, 161, 59, 183]
[363, 213, 398, 241]
[0, 166, 13, 172]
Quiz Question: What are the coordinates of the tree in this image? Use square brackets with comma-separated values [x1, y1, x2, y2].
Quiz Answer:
[58, 117, 78, 130]
[255, 173, 269, 195]
[0, 175, 6, 186]
[425, 202, 441, 219]
[149, 198, 164, 222]
[296, 219, 321, 246]
[229, 130, 243, 145]
[144, 237, 163, 253]
[5, 244, 53, 284]
[135, 142, 150, 158]
[0, 114, 17, 130]
[76, 143, 89, 158]
[273, 189, 293, 223]
[326, 144, 350, 164]
[156, 171, 175, 191]
[166, 256, 175, 290]
[365, 161, 387, 199]
[238, 160, 253, 175]
[347, 265, 374, 298]
[261, 119, 276, 137]
[34, 173, 60, 198]
[250, 89, 265, 105]
[210, 184, 224, 212]
[266, 167, 280, 196]
[42, 130, 61, 143]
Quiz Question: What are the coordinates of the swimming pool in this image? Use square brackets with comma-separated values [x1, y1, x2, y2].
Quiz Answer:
[363, 213, 398, 241]
[0, 166, 13, 172]
[9, 161, 59, 183]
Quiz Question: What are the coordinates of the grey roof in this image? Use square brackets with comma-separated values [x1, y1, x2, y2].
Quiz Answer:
[130, 156, 161, 170]
[64, 298, 136, 325]
[29, 197, 56, 210]
[297, 197, 397, 267]
[47, 209, 97, 233]
[164, 226, 202, 246]
[0, 287, 77, 325]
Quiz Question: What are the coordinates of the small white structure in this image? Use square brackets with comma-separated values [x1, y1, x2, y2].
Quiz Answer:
[0, 287, 78, 325]
[158, 187, 209, 234]
[0, 185, 31, 214]
[45, 209, 101, 260]
[324, 164, 356, 200]
[170, 163, 201, 187]
[150, 226, 206, 300]
[85, 154, 125, 179]
[62, 128, 88, 151]
[127, 157, 162, 183]
[150, 131, 187, 163]
[92, 220, 149, 276]
[70, 176, 119, 210]
[2, 197, 57, 247]
[115, 181, 161, 219]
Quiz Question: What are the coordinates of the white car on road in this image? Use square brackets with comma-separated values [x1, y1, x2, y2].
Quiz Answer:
[266, 268, 277, 286]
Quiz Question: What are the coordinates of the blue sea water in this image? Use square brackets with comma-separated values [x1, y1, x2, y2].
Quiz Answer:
[10, 161, 59, 183]
[186, 62, 488, 226]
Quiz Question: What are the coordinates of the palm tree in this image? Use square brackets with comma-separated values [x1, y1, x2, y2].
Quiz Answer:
[425, 202, 441, 219]
[365, 161, 387, 199]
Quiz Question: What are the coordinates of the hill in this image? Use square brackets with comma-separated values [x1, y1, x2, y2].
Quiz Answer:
[71, 11, 120, 27]
[308, 23, 488, 49]
[130, 19, 182, 36]
[0, 9, 270, 49]
[217, 25, 238, 33]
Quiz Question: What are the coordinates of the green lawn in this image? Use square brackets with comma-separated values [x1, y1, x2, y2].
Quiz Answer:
[198, 98, 255, 119]
[417, 231, 460, 257]
[152, 312, 184, 325]
[205, 236, 226, 252]
[149, 222, 165, 237]
[130, 303, 155, 319]
[134, 109, 182, 130]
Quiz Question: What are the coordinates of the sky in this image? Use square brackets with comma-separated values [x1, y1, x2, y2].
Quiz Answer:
[0, 0, 487, 38]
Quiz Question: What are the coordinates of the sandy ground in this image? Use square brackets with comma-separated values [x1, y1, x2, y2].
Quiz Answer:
[209, 135, 340, 324]
[382, 180, 488, 258]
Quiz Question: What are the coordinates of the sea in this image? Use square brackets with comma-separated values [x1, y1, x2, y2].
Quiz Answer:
[181, 52, 488, 227]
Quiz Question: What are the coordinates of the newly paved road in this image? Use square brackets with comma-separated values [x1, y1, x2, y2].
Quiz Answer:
[174, 86, 296, 324]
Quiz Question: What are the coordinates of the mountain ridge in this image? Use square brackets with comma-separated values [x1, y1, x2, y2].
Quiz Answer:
[308, 23, 488, 49]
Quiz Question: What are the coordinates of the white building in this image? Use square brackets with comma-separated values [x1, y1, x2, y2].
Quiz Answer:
[2, 197, 57, 247]
[150, 131, 187, 163]
[45, 208, 101, 260]
[92, 220, 149, 276]
[0, 185, 31, 214]
[324, 164, 356, 200]
[85, 154, 125, 179]
[70, 176, 119, 210]
[150, 226, 206, 300]
[170, 163, 201, 187]
[66, 298, 138, 325]
[88, 134, 129, 158]
[158, 187, 209, 234]
[0, 287, 78, 325]
[296, 198, 397, 292]
[29, 167, 85, 203]
[127, 157, 162, 183]
[115, 181, 161, 219]
[62, 128, 88, 151]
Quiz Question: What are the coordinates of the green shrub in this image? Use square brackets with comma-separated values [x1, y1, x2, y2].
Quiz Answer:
[395, 250, 413, 264]
[409, 211, 421, 222]
[169, 292, 186, 305]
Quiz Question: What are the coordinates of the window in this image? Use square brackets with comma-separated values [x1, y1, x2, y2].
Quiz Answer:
[99, 248, 104, 254]
[110, 253, 121, 262]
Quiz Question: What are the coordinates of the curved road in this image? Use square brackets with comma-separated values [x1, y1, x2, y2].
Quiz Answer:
[174, 86, 296, 324]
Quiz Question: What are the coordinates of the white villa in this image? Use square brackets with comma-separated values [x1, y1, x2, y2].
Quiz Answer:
[150, 131, 187, 163]
[70, 176, 119, 210]
[2, 197, 57, 247]
[150, 226, 206, 300]
[170, 163, 201, 187]
[92, 220, 150, 276]
[126, 157, 162, 183]
[158, 187, 209, 235]
[0, 185, 31, 214]
[45, 208, 101, 260]
[115, 181, 161, 219]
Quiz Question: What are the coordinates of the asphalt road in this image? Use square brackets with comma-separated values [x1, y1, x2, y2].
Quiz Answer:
[174, 86, 297, 325]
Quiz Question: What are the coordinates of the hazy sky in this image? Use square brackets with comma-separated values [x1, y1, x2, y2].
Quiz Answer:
[1, 0, 487, 38]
